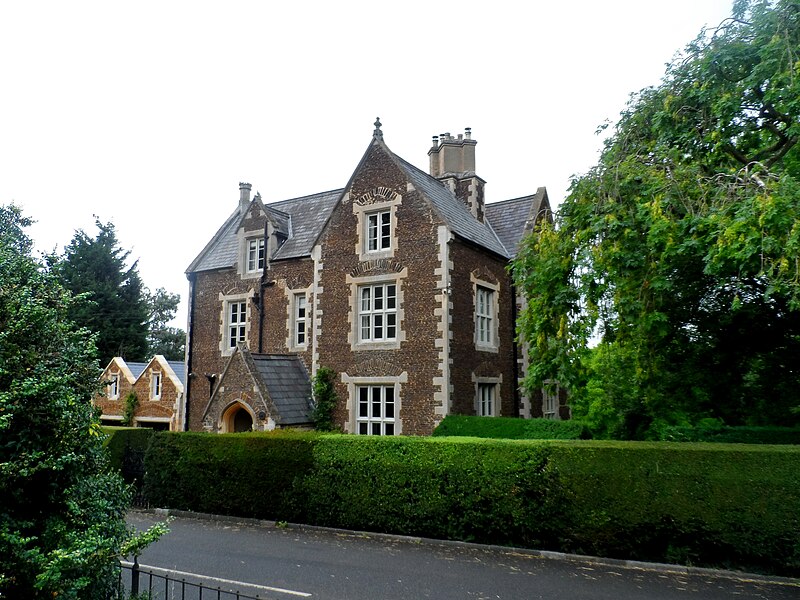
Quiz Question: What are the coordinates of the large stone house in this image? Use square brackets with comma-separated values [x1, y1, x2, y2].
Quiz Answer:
[184, 121, 567, 435]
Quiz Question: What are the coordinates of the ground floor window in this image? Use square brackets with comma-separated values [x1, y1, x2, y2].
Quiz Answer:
[477, 382, 497, 417]
[356, 384, 396, 435]
[543, 384, 560, 420]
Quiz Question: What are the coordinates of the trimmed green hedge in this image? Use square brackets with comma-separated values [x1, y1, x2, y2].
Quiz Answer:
[102, 426, 155, 480]
[432, 415, 590, 440]
[657, 425, 800, 444]
[142, 433, 800, 576]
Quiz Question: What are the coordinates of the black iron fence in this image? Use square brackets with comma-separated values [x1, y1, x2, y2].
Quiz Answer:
[115, 559, 281, 600]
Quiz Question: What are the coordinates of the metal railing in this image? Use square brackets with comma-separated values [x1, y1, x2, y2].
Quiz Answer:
[115, 558, 275, 600]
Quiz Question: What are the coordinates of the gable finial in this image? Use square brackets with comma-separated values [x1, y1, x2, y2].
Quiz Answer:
[373, 117, 383, 140]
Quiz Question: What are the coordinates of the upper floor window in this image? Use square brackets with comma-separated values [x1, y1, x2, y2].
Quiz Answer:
[477, 382, 497, 417]
[151, 372, 162, 400]
[108, 373, 119, 400]
[366, 211, 391, 253]
[228, 301, 247, 350]
[359, 283, 397, 343]
[356, 384, 396, 435]
[294, 293, 307, 347]
[247, 238, 265, 273]
[476, 286, 495, 347]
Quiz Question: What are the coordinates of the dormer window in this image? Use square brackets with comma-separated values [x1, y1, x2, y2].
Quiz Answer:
[366, 211, 391, 253]
[247, 238, 265, 273]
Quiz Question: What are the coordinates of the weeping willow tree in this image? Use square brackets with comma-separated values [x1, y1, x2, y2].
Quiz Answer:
[514, 0, 800, 438]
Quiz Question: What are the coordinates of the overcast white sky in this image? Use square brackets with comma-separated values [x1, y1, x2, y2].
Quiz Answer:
[1, 1, 733, 328]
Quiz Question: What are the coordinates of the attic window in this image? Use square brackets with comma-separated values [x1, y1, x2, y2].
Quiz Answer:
[151, 372, 162, 400]
[366, 211, 391, 253]
[108, 373, 119, 400]
[247, 238, 265, 272]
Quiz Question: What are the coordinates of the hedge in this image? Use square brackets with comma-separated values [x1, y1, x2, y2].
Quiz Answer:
[657, 425, 800, 445]
[102, 426, 155, 482]
[141, 432, 800, 576]
[432, 415, 590, 439]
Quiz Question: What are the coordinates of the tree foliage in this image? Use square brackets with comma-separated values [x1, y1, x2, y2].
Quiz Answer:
[514, 0, 800, 437]
[0, 205, 165, 598]
[52, 219, 149, 366]
[145, 287, 185, 361]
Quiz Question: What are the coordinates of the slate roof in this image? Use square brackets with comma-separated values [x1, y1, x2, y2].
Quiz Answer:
[270, 190, 342, 260]
[187, 189, 342, 273]
[126, 362, 147, 379]
[251, 354, 313, 425]
[394, 155, 509, 258]
[167, 360, 186, 385]
[187, 137, 546, 273]
[484, 187, 550, 258]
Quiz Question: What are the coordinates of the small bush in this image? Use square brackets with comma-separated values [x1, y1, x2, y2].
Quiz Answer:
[312, 367, 338, 431]
[432, 415, 590, 440]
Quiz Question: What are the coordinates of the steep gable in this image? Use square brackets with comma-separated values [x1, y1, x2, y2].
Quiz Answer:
[484, 187, 551, 258]
[187, 189, 341, 273]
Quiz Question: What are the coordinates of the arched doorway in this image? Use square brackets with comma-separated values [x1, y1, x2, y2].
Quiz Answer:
[221, 402, 254, 433]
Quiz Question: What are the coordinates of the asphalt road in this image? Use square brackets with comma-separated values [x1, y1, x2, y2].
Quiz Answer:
[127, 511, 799, 600]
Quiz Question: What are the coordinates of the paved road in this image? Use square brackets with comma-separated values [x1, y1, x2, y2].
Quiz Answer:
[128, 511, 798, 600]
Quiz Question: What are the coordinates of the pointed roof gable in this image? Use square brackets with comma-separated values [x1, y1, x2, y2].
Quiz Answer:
[187, 189, 341, 274]
[249, 354, 313, 425]
[188, 123, 550, 272]
[142, 355, 185, 392]
[202, 347, 313, 427]
[101, 356, 142, 383]
[484, 187, 551, 258]
[392, 155, 508, 258]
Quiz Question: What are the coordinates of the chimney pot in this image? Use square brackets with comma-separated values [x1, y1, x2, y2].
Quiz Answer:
[465, 127, 472, 139]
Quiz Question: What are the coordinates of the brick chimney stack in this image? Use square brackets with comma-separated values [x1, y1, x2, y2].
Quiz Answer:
[428, 128, 485, 222]
[239, 182, 252, 215]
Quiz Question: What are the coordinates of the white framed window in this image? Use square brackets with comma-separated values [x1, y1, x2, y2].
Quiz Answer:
[246, 238, 265, 273]
[477, 382, 497, 416]
[293, 292, 307, 347]
[352, 190, 401, 262]
[150, 372, 162, 400]
[543, 384, 560, 420]
[108, 373, 120, 400]
[366, 210, 391, 253]
[356, 384, 397, 435]
[476, 286, 494, 346]
[359, 283, 397, 343]
[227, 301, 247, 350]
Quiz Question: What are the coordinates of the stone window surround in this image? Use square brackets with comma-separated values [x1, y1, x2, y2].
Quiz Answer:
[352, 189, 402, 262]
[472, 374, 502, 417]
[246, 237, 265, 274]
[150, 371, 162, 401]
[285, 286, 311, 351]
[108, 372, 120, 400]
[218, 290, 254, 356]
[237, 229, 265, 280]
[346, 269, 408, 351]
[341, 371, 407, 435]
[471, 274, 500, 353]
